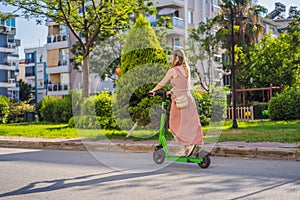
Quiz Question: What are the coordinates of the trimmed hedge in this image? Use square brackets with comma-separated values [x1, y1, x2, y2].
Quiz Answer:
[268, 89, 300, 120]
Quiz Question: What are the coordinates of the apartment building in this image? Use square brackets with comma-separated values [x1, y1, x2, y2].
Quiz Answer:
[23, 46, 48, 103]
[44, 21, 72, 97]
[44, 19, 115, 98]
[152, 0, 220, 49]
[150, 0, 223, 86]
[0, 16, 20, 100]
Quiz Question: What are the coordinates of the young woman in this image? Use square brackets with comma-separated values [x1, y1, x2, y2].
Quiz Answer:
[149, 49, 203, 156]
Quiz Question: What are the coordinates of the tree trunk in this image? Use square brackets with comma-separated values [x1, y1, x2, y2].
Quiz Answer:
[82, 55, 90, 98]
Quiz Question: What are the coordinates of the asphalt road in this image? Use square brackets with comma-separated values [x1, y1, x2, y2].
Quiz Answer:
[0, 148, 299, 200]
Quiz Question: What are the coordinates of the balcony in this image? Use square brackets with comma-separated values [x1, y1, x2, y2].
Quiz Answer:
[172, 45, 184, 50]
[0, 46, 16, 53]
[155, 0, 184, 9]
[25, 58, 35, 65]
[47, 83, 69, 96]
[46, 63, 71, 74]
[0, 61, 18, 70]
[46, 35, 69, 50]
[47, 35, 68, 43]
[0, 82, 17, 88]
[0, 26, 16, 35]
[165, 17, 185, 36]
[8, 79, 16, 84]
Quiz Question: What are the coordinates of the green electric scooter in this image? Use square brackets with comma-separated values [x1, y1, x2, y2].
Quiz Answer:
[149, 91, 211, 169]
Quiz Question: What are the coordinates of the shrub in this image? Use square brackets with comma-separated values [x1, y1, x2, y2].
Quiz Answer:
[39, 95, 73, 123]
[52, 95, 72, 122]
[8, 101, 35, 123]
[39, 96, 56, 122]
[81, 92, 118, 129]
[268, 89, 300, 120]
[253, 103, 268, 120]
[0, 96, 10, 123]
[192, 91, 211, 126]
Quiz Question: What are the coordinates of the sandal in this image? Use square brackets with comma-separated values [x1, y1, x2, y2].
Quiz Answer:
[186, 145, 196, 157]
[174, 146, 187, 156]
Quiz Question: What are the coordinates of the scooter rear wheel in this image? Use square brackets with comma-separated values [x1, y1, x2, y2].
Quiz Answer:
[153, 149, 165, 164]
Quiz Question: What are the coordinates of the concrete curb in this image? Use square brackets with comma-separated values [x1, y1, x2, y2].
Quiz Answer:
[0, 139, 299, 161]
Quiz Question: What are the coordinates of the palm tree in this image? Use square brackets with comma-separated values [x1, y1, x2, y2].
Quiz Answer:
[220, 0, 267, 47]
[218, 0, 267, 88]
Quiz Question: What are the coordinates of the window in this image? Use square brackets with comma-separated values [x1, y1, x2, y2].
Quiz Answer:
[146, 15, 157, 27]
[25, 53, 35, 64]
[25, 66, 35, 77]
[58, 48, 69, 66]
[3, 18, 16, 27]
[174, 38, 180, 47]
[223, 74, 231, 87]
[188, 10, 193, 24]
[174, 10, 179, 17]
[60, 25, 68, 36]
[212, 5, 220, 12]
[7, 35, 14, 43]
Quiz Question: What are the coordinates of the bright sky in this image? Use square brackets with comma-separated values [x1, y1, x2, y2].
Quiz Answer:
[0, 1, 299, 59]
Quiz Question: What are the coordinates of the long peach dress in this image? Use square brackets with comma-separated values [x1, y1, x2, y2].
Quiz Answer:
[169, 66, 203, 146]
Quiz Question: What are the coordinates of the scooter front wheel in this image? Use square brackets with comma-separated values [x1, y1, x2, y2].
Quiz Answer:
[198, 155, 211, 169]
[153, 149, 165, 164]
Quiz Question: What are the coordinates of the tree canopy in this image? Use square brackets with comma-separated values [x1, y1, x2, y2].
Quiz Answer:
[1, 0, 155, 98]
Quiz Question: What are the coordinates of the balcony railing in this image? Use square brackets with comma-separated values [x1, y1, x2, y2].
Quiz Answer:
[46, 65, 70, 74]
[47, 35, 68, 43]
[155, 0, 184, 8]
[173, 17, 184, 28]
[0, 26, 16, 35]
[58, 59, 68, 66]
[8, 79, 16, 84]
[25, 59, 35, 64]
[47, 83, 69, 91]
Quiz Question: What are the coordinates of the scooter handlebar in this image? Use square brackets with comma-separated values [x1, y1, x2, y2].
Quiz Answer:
[147, 91, 166, 97]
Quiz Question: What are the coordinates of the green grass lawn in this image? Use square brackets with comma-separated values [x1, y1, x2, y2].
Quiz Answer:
[0, 120, 299, 143]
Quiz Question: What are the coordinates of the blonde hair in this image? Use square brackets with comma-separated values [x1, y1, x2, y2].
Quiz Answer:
[171, 49, 190, 78]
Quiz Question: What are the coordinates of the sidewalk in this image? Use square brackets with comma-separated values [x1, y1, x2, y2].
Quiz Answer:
[0, 136, 299, 161]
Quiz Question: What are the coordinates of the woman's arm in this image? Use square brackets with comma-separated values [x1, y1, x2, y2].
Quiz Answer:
[150, 68, 175, 94]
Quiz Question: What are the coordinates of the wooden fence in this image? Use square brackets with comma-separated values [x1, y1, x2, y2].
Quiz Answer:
[227, 106, 254, 121]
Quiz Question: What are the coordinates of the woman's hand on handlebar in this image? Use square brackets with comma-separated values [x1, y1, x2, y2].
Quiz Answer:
[148, 91, 156, 96]
[166, 90, 172, 96]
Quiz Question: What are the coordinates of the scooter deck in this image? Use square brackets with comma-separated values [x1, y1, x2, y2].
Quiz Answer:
[166, 156, 203, 163]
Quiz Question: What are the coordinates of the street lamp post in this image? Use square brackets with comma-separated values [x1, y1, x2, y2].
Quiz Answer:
[230, 6, 238, 129]
[222, 6, 246, 129]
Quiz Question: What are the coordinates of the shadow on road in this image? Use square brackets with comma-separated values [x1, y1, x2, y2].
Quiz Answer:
[0, 169, 168, 198]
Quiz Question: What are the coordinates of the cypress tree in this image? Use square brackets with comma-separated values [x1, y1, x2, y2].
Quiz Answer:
[114, 14, 169, 129]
